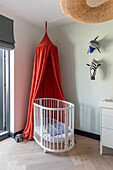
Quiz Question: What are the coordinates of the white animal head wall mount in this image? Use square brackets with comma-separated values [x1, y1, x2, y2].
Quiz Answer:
[87, 59, 102, 80]
[87, 36, 101, 54]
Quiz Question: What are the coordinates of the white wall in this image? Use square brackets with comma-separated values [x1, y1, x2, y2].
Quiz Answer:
[49, 21, 113, 135]
[0, 8, 43, 133]
[14, 18, 42, 133]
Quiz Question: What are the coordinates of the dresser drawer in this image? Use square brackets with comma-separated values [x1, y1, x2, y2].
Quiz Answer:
[102, 109, 113, 129]
[102, 128, 113, 147]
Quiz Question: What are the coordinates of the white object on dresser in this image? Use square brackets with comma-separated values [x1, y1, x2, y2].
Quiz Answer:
[99, 98, 113, 155]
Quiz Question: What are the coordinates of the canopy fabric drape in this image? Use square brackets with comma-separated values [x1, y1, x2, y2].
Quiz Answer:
[23, 32, 64, 140]
[0, 14, 15, 49]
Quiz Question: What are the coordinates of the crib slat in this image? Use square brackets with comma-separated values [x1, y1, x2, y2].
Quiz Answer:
[39, 99, 42, 106]
[61, 110, 62, 150]
[53, 111, 55, 150]
[57, 101, 59, 150]
[40, 107, 43, 145]
[51, 99, 52, 108]
[52, 100, 54, 108]
[65, 109, 68, 149]
[67, 109, 69, 148]
[69, 108, 71, 130]
[57, 109, 59, 150]
[69, 108, 72, 146]
[49, 110, 51, 149]
[72, 107, 74, 146]
[46, 99, 47, 107]
[33, 104, 35, 138]
[39, 98, 42, 140]
[37, 106, 39, 131]
[46, 110, 48, 148]
[44, 108, 45, 147]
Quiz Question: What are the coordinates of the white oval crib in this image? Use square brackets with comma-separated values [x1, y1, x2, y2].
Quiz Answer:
[33, 98, 75, 153]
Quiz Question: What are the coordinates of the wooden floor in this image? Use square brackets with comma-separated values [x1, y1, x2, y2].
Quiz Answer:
[1, 135, 113, 170]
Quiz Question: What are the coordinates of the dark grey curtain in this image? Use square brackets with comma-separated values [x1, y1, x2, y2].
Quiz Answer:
[0, 14, 15, 49]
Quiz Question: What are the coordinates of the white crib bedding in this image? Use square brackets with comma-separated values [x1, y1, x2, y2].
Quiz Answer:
[35, 119, 73, 142]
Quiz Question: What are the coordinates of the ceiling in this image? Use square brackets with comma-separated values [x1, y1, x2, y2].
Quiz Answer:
[0, 0, 74, 30]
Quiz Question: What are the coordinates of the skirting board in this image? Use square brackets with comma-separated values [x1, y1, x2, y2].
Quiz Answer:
[74, 129, 100, 141]
[10, 128, 100, 141]
[10, 129, 24, 139]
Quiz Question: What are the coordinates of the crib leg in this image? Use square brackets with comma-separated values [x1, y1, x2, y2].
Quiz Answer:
[44, 149, 47, 153]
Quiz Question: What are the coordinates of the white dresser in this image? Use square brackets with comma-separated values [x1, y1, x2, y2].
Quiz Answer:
[99, 99, 113, 155]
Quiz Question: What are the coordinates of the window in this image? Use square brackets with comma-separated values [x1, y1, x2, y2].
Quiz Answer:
[0, 48, 10, 140]
[0, 14, 15, 140]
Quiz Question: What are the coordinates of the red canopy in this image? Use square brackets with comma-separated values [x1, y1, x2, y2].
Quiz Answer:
[23, 31, 64, 140]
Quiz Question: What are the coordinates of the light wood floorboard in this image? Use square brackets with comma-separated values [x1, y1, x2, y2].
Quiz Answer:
[1, 135, 113, 170]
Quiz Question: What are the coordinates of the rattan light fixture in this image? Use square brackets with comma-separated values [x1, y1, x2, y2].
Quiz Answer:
[57, 0, 113, 23]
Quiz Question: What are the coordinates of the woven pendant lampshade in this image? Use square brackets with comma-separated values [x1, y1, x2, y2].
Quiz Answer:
[57, 0, 113, 23]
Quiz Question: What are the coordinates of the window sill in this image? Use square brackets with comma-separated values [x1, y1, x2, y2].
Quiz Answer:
[0, 131, 9, 141]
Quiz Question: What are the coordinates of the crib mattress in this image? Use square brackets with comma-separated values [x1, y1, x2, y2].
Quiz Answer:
[34, 119, 73, 142]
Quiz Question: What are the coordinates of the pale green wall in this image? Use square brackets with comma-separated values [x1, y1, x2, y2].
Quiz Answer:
[49, 21, 113, 135]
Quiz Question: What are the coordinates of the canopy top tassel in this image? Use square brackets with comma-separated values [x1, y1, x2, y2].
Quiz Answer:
[45, 21, 47, 33]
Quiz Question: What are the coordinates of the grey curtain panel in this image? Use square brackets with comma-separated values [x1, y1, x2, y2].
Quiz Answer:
[0, 14, 15, 49]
